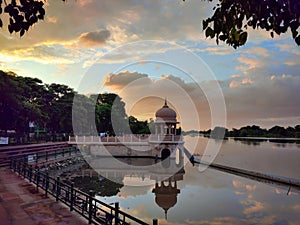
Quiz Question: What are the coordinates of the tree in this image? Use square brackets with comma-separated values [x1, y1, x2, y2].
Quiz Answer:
[200, 0, 300, 48]
[128, 116, 150, 134]
[0, 0, 47, 37]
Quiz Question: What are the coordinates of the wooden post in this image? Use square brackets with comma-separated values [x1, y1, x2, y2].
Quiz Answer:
[114, 202, 119, 225]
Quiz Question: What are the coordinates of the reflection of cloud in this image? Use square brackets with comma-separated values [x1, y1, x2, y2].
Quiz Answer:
[186, 217, 247, 225]
[119, 185, 152, 198]
[232, 180, 244, 188]
[242, 199, 265, 215]
[291, 205, 300, 211]
[129, 204, 149, 217]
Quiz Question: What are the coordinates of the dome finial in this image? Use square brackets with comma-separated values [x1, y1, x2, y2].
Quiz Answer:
[164, 97, 168, 106]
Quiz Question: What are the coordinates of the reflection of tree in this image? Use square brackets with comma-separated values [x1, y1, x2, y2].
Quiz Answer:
[69, 176, 123, 197]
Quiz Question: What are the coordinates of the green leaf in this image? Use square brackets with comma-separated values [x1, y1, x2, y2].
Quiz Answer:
[205, 27, 215, 38]
[295, 35, 300, 46]
[20, 29, 25, 37]
[239, 32, 248, 45]
[202, 20, 208, 30]
[8, 24, 13, 34]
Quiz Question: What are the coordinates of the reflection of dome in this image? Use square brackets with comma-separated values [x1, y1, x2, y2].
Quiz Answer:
[155, 99, 177, 122]
[152, 181, 180, 220]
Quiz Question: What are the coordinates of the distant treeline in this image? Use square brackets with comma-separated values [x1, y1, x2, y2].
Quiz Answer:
[199, 125, 300, 138]
[0, 71, 150, 143]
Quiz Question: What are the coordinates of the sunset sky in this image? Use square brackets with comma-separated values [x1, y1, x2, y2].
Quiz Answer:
[0, 0, 299, 131]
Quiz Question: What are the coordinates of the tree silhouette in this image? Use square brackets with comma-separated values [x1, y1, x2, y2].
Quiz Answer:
[0, 0, 49, 36]
[198, 0, 300, 48]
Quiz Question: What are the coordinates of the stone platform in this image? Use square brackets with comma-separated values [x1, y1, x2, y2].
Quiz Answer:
[0, 167, 87, 225]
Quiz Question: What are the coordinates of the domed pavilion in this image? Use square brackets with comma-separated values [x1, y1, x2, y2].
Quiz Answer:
[154, 99, 179, 135]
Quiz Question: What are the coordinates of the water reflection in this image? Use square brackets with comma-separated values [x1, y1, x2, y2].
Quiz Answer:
[59, 136, 300, 224]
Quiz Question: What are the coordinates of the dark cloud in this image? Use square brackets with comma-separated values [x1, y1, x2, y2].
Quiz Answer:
[103, 71, 150, 88]
[79, 29, 111, 46]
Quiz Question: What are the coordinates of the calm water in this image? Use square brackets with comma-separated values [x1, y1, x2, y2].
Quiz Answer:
[90, 136, 300, 225]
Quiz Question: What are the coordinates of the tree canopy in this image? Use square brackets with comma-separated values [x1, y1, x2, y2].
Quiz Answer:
[197, 0, 300, 48]
[0, 70, 152, 143]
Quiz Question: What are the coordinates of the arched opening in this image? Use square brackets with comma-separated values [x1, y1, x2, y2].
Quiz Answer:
[161, 148, 171, 160]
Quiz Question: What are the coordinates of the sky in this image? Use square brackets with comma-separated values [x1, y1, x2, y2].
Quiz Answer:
[0, 0, 300, 131]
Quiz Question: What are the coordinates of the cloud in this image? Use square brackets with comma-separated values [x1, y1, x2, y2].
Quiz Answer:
[102, 70, 209, 130]
[0, 44, 83, 64]
[47, 16, 58, 23]
[79, 29, 111, 47]
[103, 70, 150, 90]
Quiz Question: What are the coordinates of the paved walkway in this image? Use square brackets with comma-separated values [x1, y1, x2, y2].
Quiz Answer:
[0, 167, 87, 225]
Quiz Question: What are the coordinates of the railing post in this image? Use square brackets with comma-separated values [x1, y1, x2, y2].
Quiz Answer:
[36, 168, 40, 193]
[153, 218, 158, 225]
[54, 149, 57, 159]
[70, 182, 74, 211]
[45, 151, 48, 161]
[29, 165, 33, 182]
[114, 202, 119, 225]
[45, 172, 49, 197]
[88, 190, 94, 224]
[22, 161, 26, 178]
[62, 148, 65, 157]
[35, 152, 38, 164]
[17, 160, 21, 175]
[56, 176, 60, 202]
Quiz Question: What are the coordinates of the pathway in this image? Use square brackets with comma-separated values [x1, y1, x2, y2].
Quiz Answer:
[0, 167, 88, 225]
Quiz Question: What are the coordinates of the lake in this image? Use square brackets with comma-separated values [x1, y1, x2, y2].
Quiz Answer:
[86, 136, 300, 225]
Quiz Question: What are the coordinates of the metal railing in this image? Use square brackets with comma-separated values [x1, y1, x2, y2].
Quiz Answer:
[26, 146, 81, 165]
[10, 156, 158, 225]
